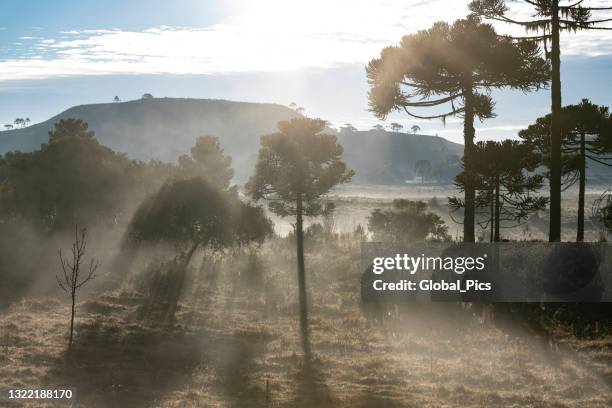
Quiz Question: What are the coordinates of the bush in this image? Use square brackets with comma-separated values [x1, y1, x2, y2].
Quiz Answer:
[367, 199, 449, 242]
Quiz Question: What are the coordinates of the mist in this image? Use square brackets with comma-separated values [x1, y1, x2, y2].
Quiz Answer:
[2, 1, 612, 404]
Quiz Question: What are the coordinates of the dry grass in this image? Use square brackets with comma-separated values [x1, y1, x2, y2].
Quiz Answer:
[1, 241, 611, 407]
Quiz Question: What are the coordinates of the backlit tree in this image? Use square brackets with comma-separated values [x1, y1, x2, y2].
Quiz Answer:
[246, 117, 353, 357]
[469, 0, 612, 241]
[520, 99, 611, 241]
[450, 140, 547, 241]
[177, 135, 234, 189]
[129, 177, 272, 320]
[367, 17, 549, 242]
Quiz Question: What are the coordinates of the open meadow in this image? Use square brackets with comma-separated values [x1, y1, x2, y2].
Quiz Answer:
[1, 209, 611, 407]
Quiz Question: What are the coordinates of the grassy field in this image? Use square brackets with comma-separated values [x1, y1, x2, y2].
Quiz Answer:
[1, 235, 611, 408]
[325, 184, 610, 242]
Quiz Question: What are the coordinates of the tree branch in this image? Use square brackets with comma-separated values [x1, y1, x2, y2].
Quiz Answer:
[402, 106, 462, 121]
[588, 155, 612, 167]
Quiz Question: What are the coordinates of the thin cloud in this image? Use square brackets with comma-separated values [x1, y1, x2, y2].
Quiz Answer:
[0, 0, 610, 81]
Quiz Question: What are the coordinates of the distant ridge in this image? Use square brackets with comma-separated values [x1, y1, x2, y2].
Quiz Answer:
[337, 130, 463, 184]
[0, 97, 464, 184]
[0, 98, 303, 181]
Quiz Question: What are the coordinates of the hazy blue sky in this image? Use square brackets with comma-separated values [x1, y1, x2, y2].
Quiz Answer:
[1, 0, 611, 144]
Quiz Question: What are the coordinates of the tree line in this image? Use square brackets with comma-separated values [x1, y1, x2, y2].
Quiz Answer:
[1, 107, 611, 359]
[3, 117, 31, 130]
[0, 116, 355, 359]
[367, 1, 612, 243]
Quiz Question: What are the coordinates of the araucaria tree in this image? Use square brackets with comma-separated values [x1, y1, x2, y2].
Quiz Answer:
[450, 140, 547, 241]
[520, 99, 611, 241]
[56, 225, 99, 355]
[111, 134, 235, 277]
[367, 16, 549, 242]
[389, 122, 403, 133]
[177, 135, 234, 189]
[246, 117, 354, 357]
[470, 0, 612, 242]
[128, 177, 272, 320]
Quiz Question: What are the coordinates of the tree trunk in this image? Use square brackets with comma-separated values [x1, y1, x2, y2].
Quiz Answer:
[577, 131, 586, 242]
[549, 0, 562, 242]
[295, 193, 311, 357]
[494, 175, 500, 242]
[490, 194, 494, 243]
[68, 291, 75, 354]
[462, 83, 476, 242]
[166, 241, 200, 322]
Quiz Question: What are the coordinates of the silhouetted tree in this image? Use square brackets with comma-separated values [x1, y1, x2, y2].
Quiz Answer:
[414, 159, 432, 183]
[389, 122, 403, 133]
[0, 119, 134, 231]
[129, 177, 272, 320]
[411, 124, 421, 134]
[593, 190, 612, 235]
[246, 117, 353, 357]
[340, 123, 357, 133]
[177, 135, 234, 189]
[470, 0, 612, 242]
[141, 93, 153, 99]
[367, 17, 549, 242]
[48, 118, 95, 142]
[113, 96, 120, 103]
[56, 225, 99, 356]
[3, 124, 12, 131]
[368, 199, 449, 241]
[450, 140, 547, 241]
[520, 99, 611, 241]
[372, 124, 385, 131]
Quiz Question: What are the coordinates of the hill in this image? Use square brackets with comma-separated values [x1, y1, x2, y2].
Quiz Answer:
[0, 98, 463, 183]
[337, 129, 462, 184]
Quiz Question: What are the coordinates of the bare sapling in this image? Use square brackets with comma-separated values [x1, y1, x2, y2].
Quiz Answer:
[56, 225, 99, 356]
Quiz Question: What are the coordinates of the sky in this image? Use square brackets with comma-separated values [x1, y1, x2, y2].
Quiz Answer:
[0, 0, 611, 144]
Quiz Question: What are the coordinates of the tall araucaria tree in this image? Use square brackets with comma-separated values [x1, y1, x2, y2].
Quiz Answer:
[450, 140, 547, 242]
[520, 99, 611, 241]
[246, 117, 354, 358]
[366, 17, 549, 242]
[469, 0, 612, 242]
